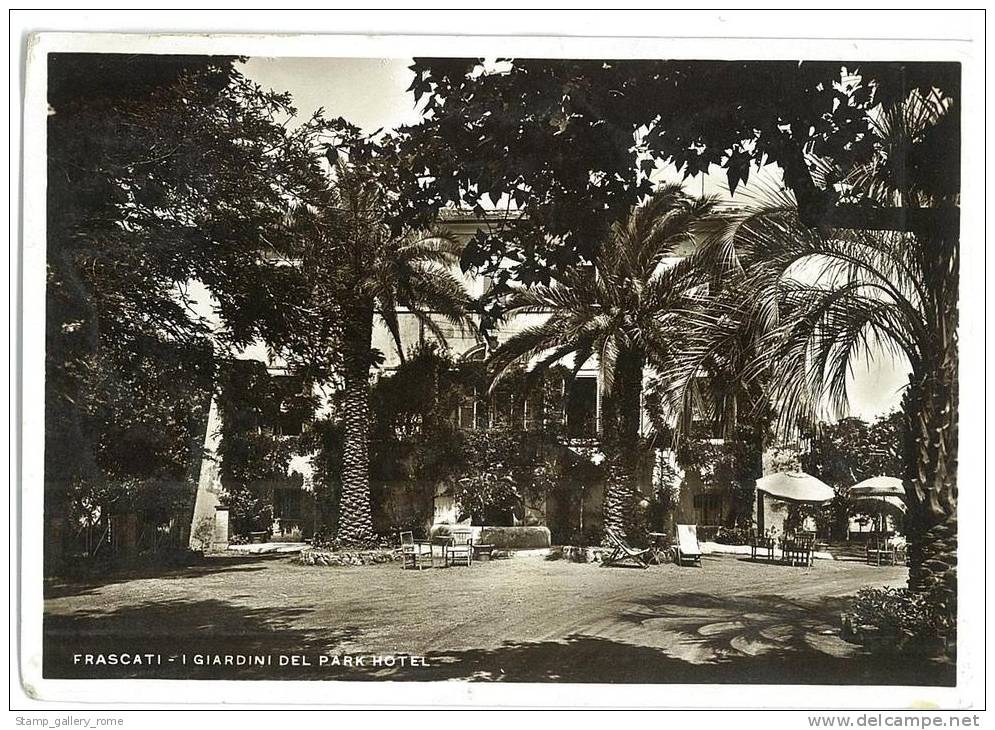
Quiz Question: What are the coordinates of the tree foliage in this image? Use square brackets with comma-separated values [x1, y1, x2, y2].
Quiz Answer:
[46, 54, 324, 538]
[215, 361, 316, 536]
[395, 59, 959, 291]
[802, 412, 904, 538]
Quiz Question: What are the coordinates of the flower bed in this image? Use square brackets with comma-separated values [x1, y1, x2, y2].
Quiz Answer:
[296, 547, 401, 567]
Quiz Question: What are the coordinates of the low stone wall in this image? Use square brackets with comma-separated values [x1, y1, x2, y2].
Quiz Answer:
[296, 547, 401, 567]
[546, 545, 608, 563]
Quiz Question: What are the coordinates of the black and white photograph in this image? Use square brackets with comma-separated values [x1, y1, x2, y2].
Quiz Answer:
[13, 12, 986, 714]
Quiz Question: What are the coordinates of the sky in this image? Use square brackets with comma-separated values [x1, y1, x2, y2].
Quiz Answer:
[239, 56, 910, 422]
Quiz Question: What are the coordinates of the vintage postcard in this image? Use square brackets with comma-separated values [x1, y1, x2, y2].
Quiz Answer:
[17, 23, 985, 710]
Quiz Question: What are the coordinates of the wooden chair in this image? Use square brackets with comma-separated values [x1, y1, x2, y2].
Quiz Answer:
[866, 533, 898, 566]
[781, 536, 814, 567]
[601, 527, 653, 569]
[446, 527, 474, 567]
[796, 530, 817, 545]
[399, 531, 433, 570]
[750, 533, 775, 562]
[675, 524, 703, 567]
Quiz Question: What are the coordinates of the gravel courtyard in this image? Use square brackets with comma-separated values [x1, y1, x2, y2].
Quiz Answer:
[42, 552, 954, 684]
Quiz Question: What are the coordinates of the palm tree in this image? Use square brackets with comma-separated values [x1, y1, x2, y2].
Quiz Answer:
[667, 86, 959, 613]
[674, 189, 954, 610]
[487, 185, 719, 539]
[294, 162, 476, 545]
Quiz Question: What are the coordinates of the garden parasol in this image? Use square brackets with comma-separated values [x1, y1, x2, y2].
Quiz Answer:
[850, 476, 906, 532]
[755, 471, 835, 503]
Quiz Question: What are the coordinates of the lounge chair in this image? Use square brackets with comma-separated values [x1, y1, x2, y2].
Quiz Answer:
[675, 524, 703, 567]
[399, 531, 433, 570]
[601, 527, 652, 569]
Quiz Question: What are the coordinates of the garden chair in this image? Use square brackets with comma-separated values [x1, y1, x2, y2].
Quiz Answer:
[781, 536, 814, 567]
[749, 532, 776, 562]
[399, 531, 433, 570]
[601, 527, 652, 569]
[675, 524, 703, 567]
[446, 527, 474, 567]
[865, 533, 898, 566]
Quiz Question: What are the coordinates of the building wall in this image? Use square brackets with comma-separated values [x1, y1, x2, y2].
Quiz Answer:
[192, 211, 688, 542]
[188, 398, 225, 550]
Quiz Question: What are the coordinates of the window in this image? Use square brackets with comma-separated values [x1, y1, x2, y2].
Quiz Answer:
[566, 377, 598, 439]
[273, 487, 303, 520]
[456, 387, 492, 430]
[523, 391, 543, 431]
[457, 396, 476, 430]
[270, 375, 306, 437]
[475, 389, 490, 430]
[277, 403, 304, 437]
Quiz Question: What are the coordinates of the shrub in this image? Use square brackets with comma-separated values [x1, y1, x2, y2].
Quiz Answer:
[478, 526, 551, 549]
[843, 587, 954, 656]
[309, 532, 395, 551]
[713, 526, 752, 545]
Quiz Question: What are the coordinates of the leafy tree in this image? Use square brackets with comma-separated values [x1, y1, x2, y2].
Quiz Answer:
[487, 186, 717, 538]
[368, 345, 570, 530]
[370, 344, 469, 488]
[446, 428, 560, 526]
[298, 418, 345, 541]
[803, 413, 904, 539]
[46, 54, 322, 564]
[396, 59, 956, 284]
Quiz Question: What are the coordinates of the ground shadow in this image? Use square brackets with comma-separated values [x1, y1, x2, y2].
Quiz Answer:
[44, 554, 286, 599]
[403, 634, 953, 685]
[43, 588, 953, 685]
[44, 596, 362, 680]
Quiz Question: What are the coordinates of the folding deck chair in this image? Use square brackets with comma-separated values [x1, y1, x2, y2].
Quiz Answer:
[601, 527, 653, 569]
[675, 524, 703, 567]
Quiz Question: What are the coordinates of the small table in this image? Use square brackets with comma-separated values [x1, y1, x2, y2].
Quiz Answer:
[472, 543, 496, 561]
[646, 532, 671, 564]
[430, 536, 454, 568]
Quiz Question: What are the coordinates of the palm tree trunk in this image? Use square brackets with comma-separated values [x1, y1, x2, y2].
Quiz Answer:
[903, 229, 958, 623]
[903, 366, 957, 613]
[336, 298, 376, 546]
[601, 347, 645, 541]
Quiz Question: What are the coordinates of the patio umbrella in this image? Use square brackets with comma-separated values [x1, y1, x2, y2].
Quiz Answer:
[850, 476, 905, 499]
[850, 476, 906, 532]
[755, 471, 834, 503]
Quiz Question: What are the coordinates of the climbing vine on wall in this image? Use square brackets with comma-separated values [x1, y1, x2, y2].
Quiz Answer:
[368, 344, 572, 529]
[216, 360, 316, 536]
[675, 430, 764, 527]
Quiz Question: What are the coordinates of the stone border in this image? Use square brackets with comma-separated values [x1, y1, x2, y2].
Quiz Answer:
[296, 547, 401, 567]
[546, 545, 607, 563]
